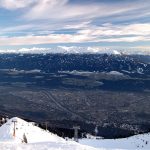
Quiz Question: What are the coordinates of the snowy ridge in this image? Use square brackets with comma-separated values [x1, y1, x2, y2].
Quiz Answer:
[0, 117, 63, 143]
[0, 117, 99, 150]
[0, 46, 150, 55]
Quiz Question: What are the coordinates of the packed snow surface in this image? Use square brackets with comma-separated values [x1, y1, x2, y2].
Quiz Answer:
[80, 133, 150, 150]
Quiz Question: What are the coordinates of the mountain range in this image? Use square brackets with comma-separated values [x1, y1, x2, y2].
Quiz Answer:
[0, 47, 150, 55]
[0, 53, 149, 138]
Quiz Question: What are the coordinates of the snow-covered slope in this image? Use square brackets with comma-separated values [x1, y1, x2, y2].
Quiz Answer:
[0, 117, 64, 143]
[80, 132, 150, 149]
[0, 117, 98, 150]
[1, 117, 150, 150]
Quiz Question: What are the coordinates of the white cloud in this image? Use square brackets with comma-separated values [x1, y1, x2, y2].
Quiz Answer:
[0, 24, 34, 34]
[0, 33, 94, 45]
[14, 0, 149, 22]
[0, 0, 150, 20]
[0, 0, 36, 10]
[64, 21, 91, 29]
[0, 0, 150, 48]
[0, 0, 149, 20]
[0, 0, 149, 25]
[0, 23, 150, 46]
[97, 36, 148, 42]
[0, 34, 146, 46]
[78, 23, 150, 36]
[23, 0, 99, 20]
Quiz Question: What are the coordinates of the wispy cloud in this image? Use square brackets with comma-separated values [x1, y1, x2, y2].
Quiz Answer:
[0, 34, 93, 45]
[0, 0, 36, 10]
[0, 0, 149, 50]
[0, 23, 149, 46]
[78, 23, 150, 36]
[22, 0, 150, 22]
[64, 21, 91, 29]
[1, 0, 149, 22]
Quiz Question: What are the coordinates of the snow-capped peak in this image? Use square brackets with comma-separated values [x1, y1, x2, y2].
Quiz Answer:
[0, 46, 149, 55]
[113, 50, 121, 55]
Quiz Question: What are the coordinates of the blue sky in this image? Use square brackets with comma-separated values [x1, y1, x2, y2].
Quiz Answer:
[0, 0, 150, 52]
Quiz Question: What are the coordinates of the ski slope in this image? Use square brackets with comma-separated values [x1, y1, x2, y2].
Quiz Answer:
[0, 117, 98, 150]
[0, 117, 64, 143]
[80, 133, 150, 150]
[0, 117, 150, 150]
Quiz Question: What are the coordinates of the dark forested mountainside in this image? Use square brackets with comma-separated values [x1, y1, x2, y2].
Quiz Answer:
[0, 53, 149, 138]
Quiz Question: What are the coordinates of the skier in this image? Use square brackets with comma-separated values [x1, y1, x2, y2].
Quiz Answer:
[23, 133, 28, 143]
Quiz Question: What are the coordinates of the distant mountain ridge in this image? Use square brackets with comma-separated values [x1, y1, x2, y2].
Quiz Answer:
[0, 46, 150, 55]
[0, 53, 149, 77]
[0, 53, 149, 139]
